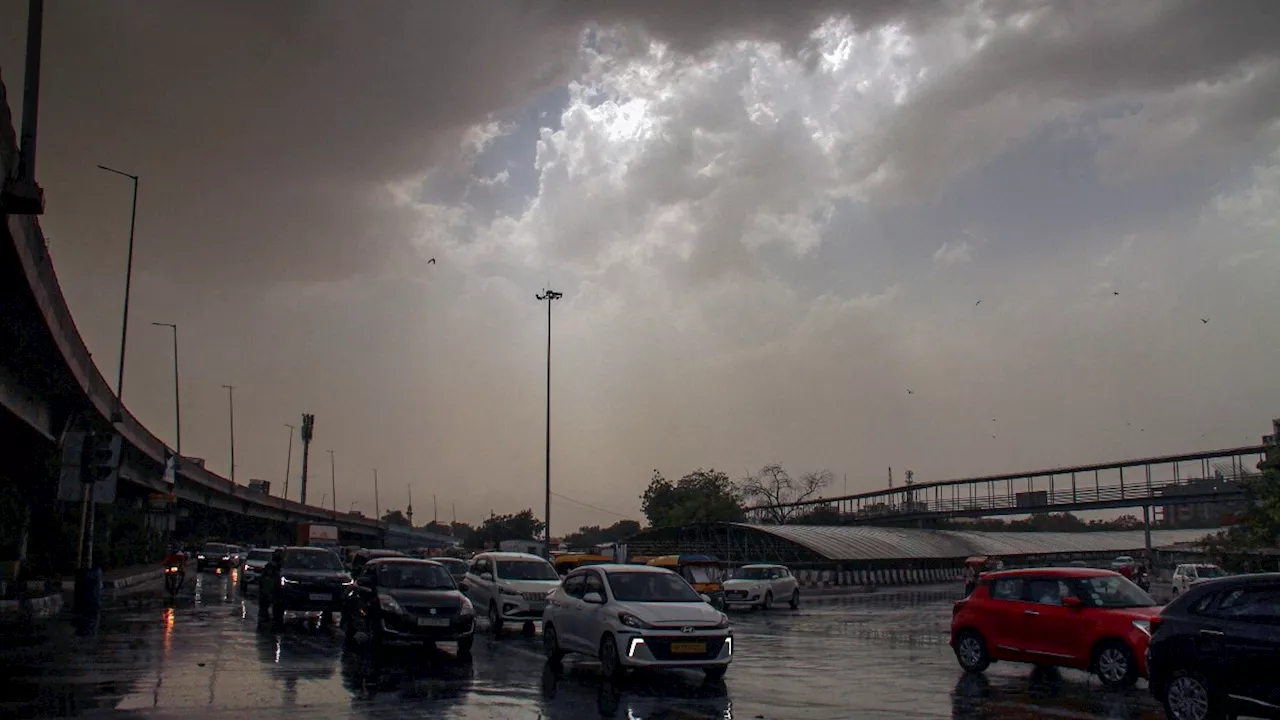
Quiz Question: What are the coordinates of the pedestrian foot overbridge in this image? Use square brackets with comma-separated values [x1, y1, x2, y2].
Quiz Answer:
[624, 523, 1217, 587]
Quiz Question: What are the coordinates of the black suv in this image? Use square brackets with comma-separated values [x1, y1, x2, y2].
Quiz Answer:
[1148, 572, 1280, 720]
[258, 546, 354, 625]
[196, 542, 236, 572]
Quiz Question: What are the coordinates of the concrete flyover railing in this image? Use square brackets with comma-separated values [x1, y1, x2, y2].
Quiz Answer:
[1, 76, 380, 537]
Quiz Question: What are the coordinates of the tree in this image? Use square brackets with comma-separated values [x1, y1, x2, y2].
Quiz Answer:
[469, 509, 546, 549]
[381, 509, 411, 526]
[1202, 468, 1280, 567]
[563, 520, 642, 549]
[423, 521, 452, 535]
[740, 464, 832, 524]
[641, 469, 744, 528]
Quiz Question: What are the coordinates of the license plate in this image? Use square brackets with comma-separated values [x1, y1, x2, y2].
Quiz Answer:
[670, 642, 706, 654]
[417, 617, 450, 627]
[308, 593, 331, 601]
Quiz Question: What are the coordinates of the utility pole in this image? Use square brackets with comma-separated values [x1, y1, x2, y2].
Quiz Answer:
[433, 494, 438, 525]
[299, 414, 315, 505]
[328, 449, 336, 512]
[221, 384, 235, 483]
[536, 288, 563, 558]
[372, 468, 380, 521]
[283, 424, 295, 501]
[888, 466, 893, 489]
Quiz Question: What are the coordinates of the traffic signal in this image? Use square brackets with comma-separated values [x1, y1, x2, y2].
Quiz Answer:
[80, 432, 122, 484]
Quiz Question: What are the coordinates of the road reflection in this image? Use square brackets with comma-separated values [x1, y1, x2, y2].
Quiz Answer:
[340, 644, 475, 715]
[540, 661, 733, 719]
[951, 670, 1161, 720]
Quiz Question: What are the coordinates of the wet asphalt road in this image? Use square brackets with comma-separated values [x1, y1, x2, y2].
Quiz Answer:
[0, 570, 1168, 719]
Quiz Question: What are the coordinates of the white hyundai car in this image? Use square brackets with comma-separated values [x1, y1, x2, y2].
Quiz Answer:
[542, 564, 732, 681]
[461, 551, 561, 633]
[722, 563, 800, 610]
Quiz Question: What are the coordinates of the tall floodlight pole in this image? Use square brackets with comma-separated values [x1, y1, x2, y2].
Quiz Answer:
[151, 323, 181, 472]
[221, 385, 236, 483]
[283, 424, 295, 501]
[299, 414, 315, 505]
[99, 164, 140, 423]
[536, 289, 563, 558]
[373, 469, 380, 522]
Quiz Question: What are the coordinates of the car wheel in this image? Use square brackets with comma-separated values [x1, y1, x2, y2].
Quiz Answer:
[488, 602, 504, 634]
[763, 591, 773, 610]
[954, 629, 991, 673]
[456, 635, 474, 657]
[599, 634, 626, 680]
[543, 623, 565, 664]
[1093, 640, 1137, 688]
[1162, 670, 1224, 720]
[703, 665, 727, 682]
[789, 589, 800, 610]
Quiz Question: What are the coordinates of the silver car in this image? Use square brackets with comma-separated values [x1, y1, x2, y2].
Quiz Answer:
[542, 564, 732, 680]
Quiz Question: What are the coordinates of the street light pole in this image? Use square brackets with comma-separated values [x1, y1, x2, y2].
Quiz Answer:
[151, 323, 181, 473]
[98, 164, 139, 423]
[535, 288, 563, 558]
[221, 384, 235, 483]
[373, 468, 380, 522]
[283, 424, 295, 501]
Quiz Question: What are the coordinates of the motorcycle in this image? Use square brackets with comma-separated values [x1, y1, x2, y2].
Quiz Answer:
[164, 565, 184, 597]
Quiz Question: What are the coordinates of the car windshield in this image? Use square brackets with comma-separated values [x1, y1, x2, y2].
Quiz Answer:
[437, 559, 468, 574]
[282, 550, 345, 571]
[683, 565, 721, 584]
[1195, 565, 1226, 578]
[247, 550, 272, 561]
[495, 559, 559, 581]
[1075, 575, 1157, 608]
[608, 572, 703, 603]
[202, 543, 230, 554]
[732, 567, 772, 580]
[377, 563, 455, 590]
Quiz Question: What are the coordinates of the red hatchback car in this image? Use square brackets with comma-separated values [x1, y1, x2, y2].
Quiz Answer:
[950, 567, 1161, 687]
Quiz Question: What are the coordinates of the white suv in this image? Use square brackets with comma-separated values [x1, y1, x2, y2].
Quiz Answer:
[1171, 563, 1226, 595]
[462, 552, 560, 633]
[542, 564, 732, 681]
[722, 564, 800, 610]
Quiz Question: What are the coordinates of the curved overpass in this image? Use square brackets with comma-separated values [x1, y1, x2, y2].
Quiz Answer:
[0, 77, 452, 547]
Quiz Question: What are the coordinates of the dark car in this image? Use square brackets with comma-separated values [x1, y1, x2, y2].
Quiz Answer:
[258, 546, 355, 625]
[343, 558, 475, 655]
[196, 542, 237, 572]
[348, 548, 407, 578]
[434, 557, 469, 584]
[1147, 572, 1280, 720]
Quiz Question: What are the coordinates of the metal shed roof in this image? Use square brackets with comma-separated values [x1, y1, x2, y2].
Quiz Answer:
[730, 523, 1217, 562]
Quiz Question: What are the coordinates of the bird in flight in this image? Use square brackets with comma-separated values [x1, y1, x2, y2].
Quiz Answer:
[975, 300, 981, 306]
[907, 389, 914, 395]
[1113, 291, 1120, 296]
[1200, 318, 1209, 324]
[428, 258, 437, 264]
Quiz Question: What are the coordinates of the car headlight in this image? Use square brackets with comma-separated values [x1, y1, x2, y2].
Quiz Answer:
[499, 586, 521, 596]
[459, 596, 474, 616]
[280, 576, 300, 585]
[714, 613, 731, 629]
[378, 593, 404, 614]
[197, 554, 205, 560]
[342, 578, 356, 587]
[618, 612, 653, 629]
[222, 556, 230, 561]
[1132, 619, 1151, 637]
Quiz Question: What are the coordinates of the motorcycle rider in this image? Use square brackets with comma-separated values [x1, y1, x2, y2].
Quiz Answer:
[163, 543, 187, 594]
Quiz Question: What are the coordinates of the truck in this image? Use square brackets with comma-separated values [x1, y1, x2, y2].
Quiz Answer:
[297, 523, 339, 549]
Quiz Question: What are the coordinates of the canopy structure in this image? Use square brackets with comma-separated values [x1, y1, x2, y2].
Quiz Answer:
[623, 523, 1218, 568]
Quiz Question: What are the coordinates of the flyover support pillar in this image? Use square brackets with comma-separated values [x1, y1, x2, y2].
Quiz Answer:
[1142, 505, 1152, 558]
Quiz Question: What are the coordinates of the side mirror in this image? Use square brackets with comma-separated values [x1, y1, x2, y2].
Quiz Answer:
[583, 591, 606, 605]
[699, 593, 712, 604]
[1062, 596, 1083, 609]
[480, 572, 494, 582]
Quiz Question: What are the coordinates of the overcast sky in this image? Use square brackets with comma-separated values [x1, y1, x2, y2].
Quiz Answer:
[2, 1, 1277, 534]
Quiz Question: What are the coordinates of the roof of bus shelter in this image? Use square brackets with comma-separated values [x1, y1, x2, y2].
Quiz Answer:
[625, 523, 1220, 563]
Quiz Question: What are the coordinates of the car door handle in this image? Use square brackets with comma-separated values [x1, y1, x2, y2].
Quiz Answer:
[1024, 610, 1040, 616]
[1199, 629, 1225, 637]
